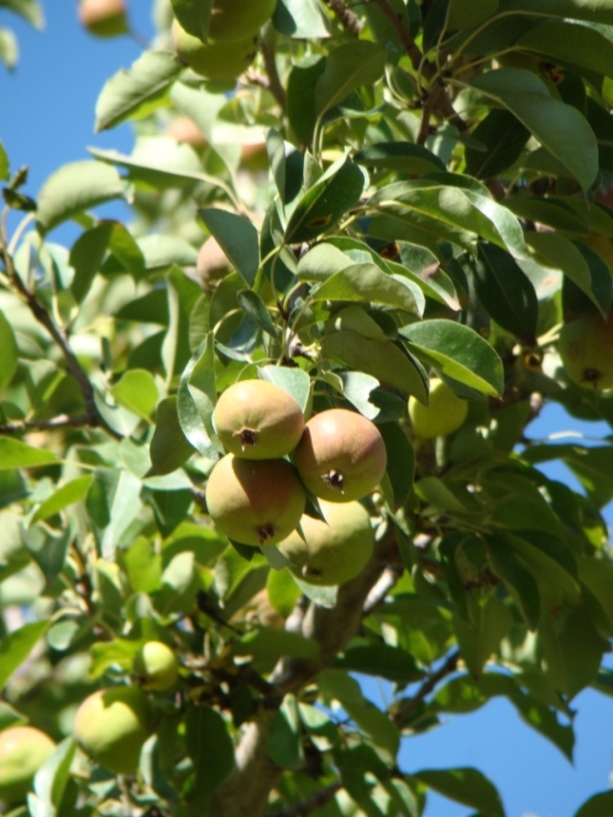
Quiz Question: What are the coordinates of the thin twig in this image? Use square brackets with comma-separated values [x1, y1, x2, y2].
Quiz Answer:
[393, 650, 460, 726]
[269, 782, 343, 817]
[260, 40, 287, 113]
[417, 84, 443, 145]
[0, 244, 121, 440]
[324, 0, 364, 37]
[0, 413, 93, 435]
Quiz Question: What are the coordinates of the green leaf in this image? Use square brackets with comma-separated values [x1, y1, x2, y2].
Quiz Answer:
[308, 263, 425, 316]
[322, 331, 429, 400]
[575, 791, 613, 817]
[237, 290, 278, 338]
[95, 50, 182, 132]
[149, 396, 197, 476]
[411, 768, 505, 817]
[0, 0, 43, 27]
[0, 27, 17, 69]
[517, 19, 613, 79]
[0, 621, 48, 688]
[273, 0, 331, 37]
[33, 737, 76, 812]
[354, 143, 445, 175]
[454, 595, 513, 677]
[138, 234, 198, 270]
[465, 109, 530, 178]
[296, 242, 353, 281]
[0, 438, 57, 469]
[112, 369, 159, 420]
[0, 701, 27, 731]
[468, 67, 598, 191]
[0, 141, 8, 181]
[258, 365, 311, 413]
[170, 0, 213, 40]
[69, 221, 114, 303]
[400, 319, 504, 397]
[0, 308, 18, 391]
[32, 476, 93, 524]
[287, 55, 327, 145]
[266, 696, 303, 769]
[37, 161, 126, 234]
[285, 155, 364, 244]
[505, 0, 613, 25]
[378, 421, 415, 509]
[448, 0, 498, 28]
[90, 139, 206, 191]
[486, 535, 540, 628]
[473, 243, 538, 343]
[199, 208, 259, 288]
[233, 627, 321, 665]
[315, 40, 387, 116]
[267, 568, 301, 618]
[333, 644, 424, 684]
[177, 334, 219, 458]
[185, 705, 234, 802]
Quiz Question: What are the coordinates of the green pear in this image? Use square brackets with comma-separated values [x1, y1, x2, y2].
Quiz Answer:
[293, 409, 387, 502]
[205, 455, 306, 546]
[172, 20, 258, 82]
[73, 687, 152, 775]
[279, 500, 374, 586]
[208, 0, 278, 41]
[214, 380, 305, 460]
[78, 0, 128, 37]
[408, 378, 468, 440]
[134, 641, 179, 691]
[0, 726, 56, 804]
[559, 310, 613, 390]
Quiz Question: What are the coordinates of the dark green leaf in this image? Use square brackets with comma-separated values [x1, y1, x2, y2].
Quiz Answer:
[199, 208, 259, 287]
[575, 791, 613, 817]
[486, 535, 540, 628]
[69, 221, 114, 303]
[0, 308, 18, 391]
[185, 705, 234, 801]
[465, 109, 530, 178]
[149, 396, 196, 476]
[354, 143, 445, 175]
[517, 19, 613, 78]
[315, 41, 387, 116]
[237, 290, 278, 338]
[411, 767, 505, 817]
[378, 421, 415, 509]
[287, 55, 327, 145]
[0, 621, 48, 688]
[333, 644, 424, 684]
[233, 627, 320, 665]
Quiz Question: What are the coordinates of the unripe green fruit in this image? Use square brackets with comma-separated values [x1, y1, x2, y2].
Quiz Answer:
[78, 0, 128, 37]
[172, 20, 258, 82]
[279, 500, 374, 586]
[214, 380, 305, 460]
[293, 409, 387, 503]
[0, 727, 55, 804]
[208, 0, 278, 40]
[558, 311, 613, 390]
[408, 378, 468, 440]
[134, 641, 179, 691]
[73, 687, 152, 775]
[206, 454, 306, 546]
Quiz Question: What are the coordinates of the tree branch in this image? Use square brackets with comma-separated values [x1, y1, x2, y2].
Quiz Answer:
[324, 0, 364, 37]
[393, 650, 460, 727]
[0, 413, 94, 435]
[0, 244, 121, 440]
[259, 40, 287, 113]
[270, 782, 343, 817]
[363, 564, 404, 615]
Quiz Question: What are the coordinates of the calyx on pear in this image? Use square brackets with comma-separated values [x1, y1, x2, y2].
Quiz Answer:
[279, 500, 374, 586]
[213, 380, 305, 460]
[205, 454, 306, 546]
[0, 726, 56, 804]
[293, 409, 387, 502]
[408, 377, 468, 440]
[73, 687, 152, 775]
[558, 310, 613, 390]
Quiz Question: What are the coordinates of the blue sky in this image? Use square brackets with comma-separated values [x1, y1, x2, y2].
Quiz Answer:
[1, 5, 613, 816]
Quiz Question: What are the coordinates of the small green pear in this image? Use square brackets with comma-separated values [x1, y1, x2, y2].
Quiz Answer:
[558, 310, 613, 390]
[208, 0, 278, 41]
[279, 500, 374, 586]
[214, 380, 305, 460]
[205, 455, 306, 546]
[0, 726, 56, 804]
[134, 641, 179, 691]
[73, 687, 152, 775]
[408, 378, 468, 440]
[172, 20, 258, 82]
[78, 0, 128, 37]
[293, 409, 387, 502]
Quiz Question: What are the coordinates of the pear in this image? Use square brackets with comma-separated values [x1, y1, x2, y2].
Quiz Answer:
[197, 236, 233, 294]
[208, 0, 278, 41]
[293, 409, 387, 502]
[559, 310, 613, 390]
[172, 20, 258, 82]
[134, 641, 179, 691]
[205, 455, 306, 546]
[279, 500, 374, 586]
[0, 727, 55, 804]
[73, 687, 152, 775]
[214, 380, 305, 460]
[408, 378, 468, 440]
[165, 117, 207, 149]
[78, 0, 128, 37]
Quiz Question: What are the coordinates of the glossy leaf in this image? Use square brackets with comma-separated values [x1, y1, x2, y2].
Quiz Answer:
[258, 365, 311, 413]
[0, 621, 48, 688]
[411, 767, 505, 817]
[69, 221, 114, 303]
[273, 0, 331, 37]
[149, 396, 196, 476]
[36, 161, 125, 233]
[517, 19, 613, 79]
[32, 476, 93, 524]
[354, 142, 445, 175]
[315, 40, 387, 116]
[333, 644, 423, 684]
[309, 262, 424, 315]
[112, 369, 159, 420]
[465, 109, 530, 178]
[0, 438, 57, 469]
[0, 308, 18, 391]
[185, 705, 234, 801]
[233, 627, 321, 665]
[400, 319, 504, 397]
[378, 421, 415, 509]
[199, 208, 259, 287]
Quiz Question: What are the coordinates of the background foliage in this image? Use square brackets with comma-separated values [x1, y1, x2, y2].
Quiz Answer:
[2, 0, 613, 815]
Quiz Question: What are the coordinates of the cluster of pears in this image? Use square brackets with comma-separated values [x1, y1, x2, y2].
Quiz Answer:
[172, 0, 278, 82]
[206, 380, 387, 585]
[73, 641, 178, 776]
[558, 308, 613, 390]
